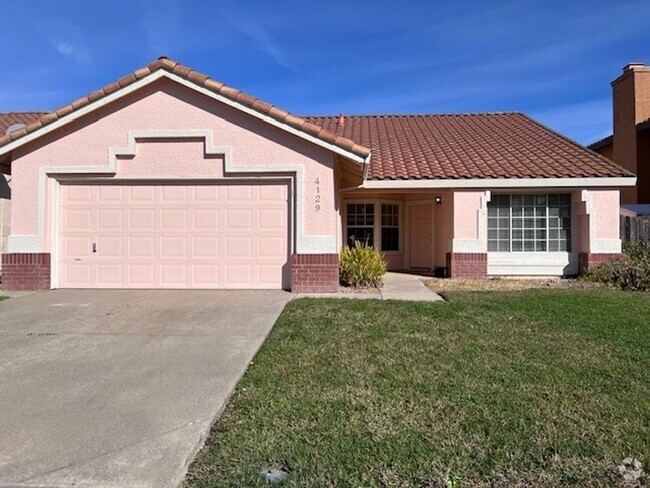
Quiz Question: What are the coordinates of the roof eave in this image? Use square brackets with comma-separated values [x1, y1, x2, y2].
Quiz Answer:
[362, 176, 637, 189]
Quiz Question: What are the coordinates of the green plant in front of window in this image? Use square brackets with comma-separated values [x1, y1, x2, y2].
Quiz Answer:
[339, 241, 387, 288]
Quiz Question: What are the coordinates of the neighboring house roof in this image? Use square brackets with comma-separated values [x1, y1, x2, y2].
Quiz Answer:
[588, 118, 650, 150]
[0, 112, 47, 135]
[588, 134, 613, 151]
[306, 113, 632, 180]
[0, 57, 370, 161]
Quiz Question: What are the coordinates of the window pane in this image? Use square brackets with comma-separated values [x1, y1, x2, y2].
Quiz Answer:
[487, 194, 571, 254]
[347, 227, 374, 247]
[381, 227, 399, 251]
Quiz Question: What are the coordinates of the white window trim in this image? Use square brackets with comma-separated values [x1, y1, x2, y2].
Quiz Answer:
[343, 198, 403, 254]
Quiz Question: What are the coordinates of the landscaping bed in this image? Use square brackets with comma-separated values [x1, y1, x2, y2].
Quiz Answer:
[186, 290, 649, 487]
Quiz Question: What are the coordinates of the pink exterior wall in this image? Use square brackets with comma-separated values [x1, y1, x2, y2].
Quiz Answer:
[10, 78, 337, 253]
[452, 191, 484, 241]
[590, 189, 620, 239]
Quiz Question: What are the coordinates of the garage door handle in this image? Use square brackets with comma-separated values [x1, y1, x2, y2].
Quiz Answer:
[92, 243, 97, 253]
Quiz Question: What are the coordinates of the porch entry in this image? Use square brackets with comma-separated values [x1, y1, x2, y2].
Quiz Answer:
[409, 203, 433, 269]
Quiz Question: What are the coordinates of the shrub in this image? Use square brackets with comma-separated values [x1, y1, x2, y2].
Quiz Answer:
[623, 241, 650, 267]
[584, 242, 650, 291]
[339, 241, 387, 288]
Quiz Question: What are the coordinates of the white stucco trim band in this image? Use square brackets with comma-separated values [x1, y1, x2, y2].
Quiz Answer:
[363, 176, 636, 189]
[8, 129, 337, 255]
[488, 252, 579, 276]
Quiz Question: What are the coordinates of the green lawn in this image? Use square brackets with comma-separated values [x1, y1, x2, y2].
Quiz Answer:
[186, 290, 649, 487]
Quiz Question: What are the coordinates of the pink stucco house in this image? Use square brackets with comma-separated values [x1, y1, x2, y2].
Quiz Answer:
[0, 58, 636, 292]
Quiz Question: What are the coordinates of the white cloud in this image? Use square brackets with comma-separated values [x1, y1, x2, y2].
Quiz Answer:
[219, 3, 297, 73]
[52, 40, 89, 63]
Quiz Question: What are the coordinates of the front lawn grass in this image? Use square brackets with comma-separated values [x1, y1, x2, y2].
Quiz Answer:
[186, 289, 649, 487]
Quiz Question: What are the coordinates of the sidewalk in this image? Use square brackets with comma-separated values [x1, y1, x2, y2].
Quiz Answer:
[295, 272, 444, 302]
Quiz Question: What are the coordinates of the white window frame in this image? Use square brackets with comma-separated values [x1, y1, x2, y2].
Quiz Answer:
[488, 193, 572, 253]
[343, 199, 403, 254]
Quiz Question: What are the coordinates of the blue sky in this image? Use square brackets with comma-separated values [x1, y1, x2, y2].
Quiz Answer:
[1, 0, 649, 144]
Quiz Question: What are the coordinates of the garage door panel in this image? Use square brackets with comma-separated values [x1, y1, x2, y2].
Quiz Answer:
[225, 209, 252, 230]
[63, 208, 93, 232]
[59, 182, 288, 289]
[65, 185, 93, 202]
[160, 264, 189, 288]
[161, 236, 188, 258]
[258, 209, 285, 230]
[128, 186, 156, 203]
[62, 236, 93, 258]
[63, 263, 93, 287]
[193, 209, 219, 229]
[128, 263, 155, 285]
[96, 236, 123, 257]
[193, 237, 219, 258]
[225, 236, 252, 258]
[226, 185, 252, 202]
[161, 209, 188, 230]
[161, 185, 189, 202]
[194, 185, 220, 201]
[128, 209, 156, 231]
[225, 264, 253, 287]
[97, 185, 124, 202]
[97, 264, 124, 286]
[259, 236, 285, 258]
[193, 264, 220, 286]
[128, 236, 156, 258]
[97, 209, 124, 231]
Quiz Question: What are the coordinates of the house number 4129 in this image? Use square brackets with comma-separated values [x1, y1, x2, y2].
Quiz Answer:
[314, 178, 321, 212]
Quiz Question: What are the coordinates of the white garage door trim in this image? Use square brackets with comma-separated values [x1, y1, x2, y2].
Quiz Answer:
[51, 177, 293, 289]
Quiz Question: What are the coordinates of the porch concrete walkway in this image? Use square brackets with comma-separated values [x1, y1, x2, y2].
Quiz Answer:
[295, 272, 444, 302]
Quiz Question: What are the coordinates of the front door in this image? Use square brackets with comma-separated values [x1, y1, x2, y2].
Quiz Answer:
[409, 204, 433, 269]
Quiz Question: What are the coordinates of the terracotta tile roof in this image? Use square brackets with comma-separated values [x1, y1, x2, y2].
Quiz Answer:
[305, 113, 633, 180]
[0, 112, 47, 136]
[0, 58, 370, 160]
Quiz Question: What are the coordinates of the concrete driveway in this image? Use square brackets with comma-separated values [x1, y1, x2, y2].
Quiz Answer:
[0, 289, 291, 488]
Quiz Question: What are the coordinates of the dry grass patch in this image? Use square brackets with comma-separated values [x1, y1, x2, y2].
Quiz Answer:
[425, 277, 606, 293]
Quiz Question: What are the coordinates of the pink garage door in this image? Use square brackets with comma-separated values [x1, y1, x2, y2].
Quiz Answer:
[58, 182, 289, 289]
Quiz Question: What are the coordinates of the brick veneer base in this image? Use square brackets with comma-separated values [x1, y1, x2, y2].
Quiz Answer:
[1, 253, 51, 291]
[446, 252, 488, 279]
[291, 253, 339, 292]
[578, 253, 624, 274]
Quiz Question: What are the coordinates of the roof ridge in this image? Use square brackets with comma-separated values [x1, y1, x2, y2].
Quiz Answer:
[305, 111, 523, 118]
[0, 57, 371, 160]
[0, 111, 48, 115]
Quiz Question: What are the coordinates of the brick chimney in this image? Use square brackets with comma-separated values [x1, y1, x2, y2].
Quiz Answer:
[612, 62, 650, 204]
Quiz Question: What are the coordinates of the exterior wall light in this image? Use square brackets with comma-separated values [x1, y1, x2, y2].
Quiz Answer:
[435, 196, 442, 206]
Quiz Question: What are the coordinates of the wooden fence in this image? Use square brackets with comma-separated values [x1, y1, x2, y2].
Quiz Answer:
[620, 215, 650, 243]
